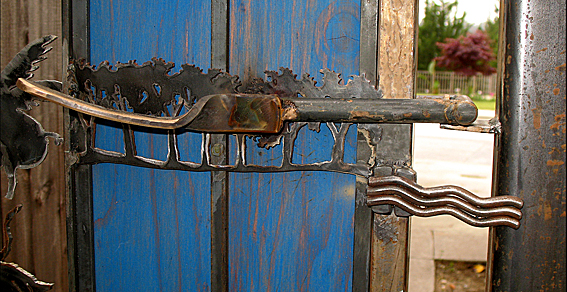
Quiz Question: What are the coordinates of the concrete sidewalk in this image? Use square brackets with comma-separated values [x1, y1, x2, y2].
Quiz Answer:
[408, 110, 495, 291]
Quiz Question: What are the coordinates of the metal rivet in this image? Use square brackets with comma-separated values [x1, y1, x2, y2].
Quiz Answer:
[212, 143, 224, 156]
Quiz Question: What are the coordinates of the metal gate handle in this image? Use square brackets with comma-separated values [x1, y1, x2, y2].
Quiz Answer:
[366, 176, 524, 229]
[16, 78, 478, 134]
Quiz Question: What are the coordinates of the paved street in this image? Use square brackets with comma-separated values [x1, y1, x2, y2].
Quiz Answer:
[408, 110, 495, 291]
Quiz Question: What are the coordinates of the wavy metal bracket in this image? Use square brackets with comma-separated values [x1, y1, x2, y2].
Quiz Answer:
[366, 176, 524, 229]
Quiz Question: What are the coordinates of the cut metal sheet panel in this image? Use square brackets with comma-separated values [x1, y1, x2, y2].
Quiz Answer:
[89, 0, 212, 290]
[228, 0, 360, 290]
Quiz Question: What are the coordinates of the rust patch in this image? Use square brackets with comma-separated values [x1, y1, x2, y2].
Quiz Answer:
[536, 47, 547, 53]
[553, 88, 561, 95]
[549, 147, 561, 155]
[550, 113, 566, 131]
[403, 113, 412, 118]
[547, 160, 564, 167]
[561, 211, 566, 217]
[544, 201, 552, 221]
[350, 110, 370, 118]
[422, 110, 431, 118]
[349, 111, 386, 121]
[555, 63, 566, 71]
[532, 107, 542, 129]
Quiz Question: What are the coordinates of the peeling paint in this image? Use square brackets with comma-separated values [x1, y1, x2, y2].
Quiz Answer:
[350, 110, 371, 119]
[357, 126, 378, 167]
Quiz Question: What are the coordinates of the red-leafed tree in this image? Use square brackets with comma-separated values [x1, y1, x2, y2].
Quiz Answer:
[435, 30, 496, 95]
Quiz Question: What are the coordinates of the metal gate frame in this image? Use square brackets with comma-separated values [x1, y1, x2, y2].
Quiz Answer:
[487, 0, 566, 290]
[61, 0, 566, 291]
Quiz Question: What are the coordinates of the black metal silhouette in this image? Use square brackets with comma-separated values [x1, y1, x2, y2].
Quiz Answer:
[0, 35, 62, 199]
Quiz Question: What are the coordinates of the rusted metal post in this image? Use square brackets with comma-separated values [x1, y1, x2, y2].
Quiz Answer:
[489, 0, 566, 290]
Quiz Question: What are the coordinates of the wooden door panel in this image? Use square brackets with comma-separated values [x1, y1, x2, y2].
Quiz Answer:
[92, 166, 211, 291]
[88, 0, 362, 290]
[228, 0, 360, 290]
[89, 0, 213, 290]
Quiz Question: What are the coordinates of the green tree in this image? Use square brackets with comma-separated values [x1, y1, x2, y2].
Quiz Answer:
[435, 30, 496, 95]
[418, 0, 471, 70]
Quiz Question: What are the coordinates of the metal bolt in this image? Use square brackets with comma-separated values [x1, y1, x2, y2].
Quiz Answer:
[212, 143, 224, 157]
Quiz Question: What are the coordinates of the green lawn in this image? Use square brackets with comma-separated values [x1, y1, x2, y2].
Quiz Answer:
[471, 98, 496, 111]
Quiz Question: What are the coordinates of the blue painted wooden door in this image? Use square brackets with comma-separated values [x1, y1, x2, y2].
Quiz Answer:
[89, 0, 360, 290]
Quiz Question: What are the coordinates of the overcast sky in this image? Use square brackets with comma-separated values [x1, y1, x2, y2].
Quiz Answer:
[418, 0, 500, 25]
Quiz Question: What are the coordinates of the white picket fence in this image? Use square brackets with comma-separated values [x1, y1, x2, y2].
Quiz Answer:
[416, 70, 497, 97]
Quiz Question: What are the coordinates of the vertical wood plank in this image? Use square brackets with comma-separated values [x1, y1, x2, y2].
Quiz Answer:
[1, 0, 67, 291]
[228, 0, 359, 290]
[369, 0, 417, 291]
[377, 0, 417, 99]
[89, 0, 213, 290]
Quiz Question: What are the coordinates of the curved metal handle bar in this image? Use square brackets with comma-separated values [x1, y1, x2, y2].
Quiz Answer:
[366, 196, 521, 229]
[18, 77, 479, 135]
[368, 175, 524, 209]
[17, 78, 195, 129]
[367, 185, 522, 219]
[17, 78, 284, 133]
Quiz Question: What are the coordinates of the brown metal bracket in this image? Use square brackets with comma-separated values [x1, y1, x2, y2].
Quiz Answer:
[366, 176, 524, 229]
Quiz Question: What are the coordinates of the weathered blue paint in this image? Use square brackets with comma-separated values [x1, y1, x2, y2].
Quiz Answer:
[89, 0, 361, 290]
[90, 0, 212, 291]
[228, 0, 360, 290]
[92, 165, 211, 291]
